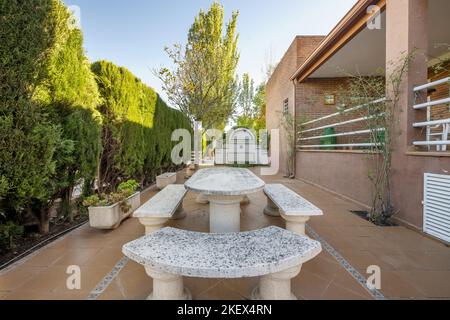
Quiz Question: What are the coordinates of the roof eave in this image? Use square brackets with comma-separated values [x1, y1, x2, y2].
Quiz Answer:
[290, 0, 386, 82]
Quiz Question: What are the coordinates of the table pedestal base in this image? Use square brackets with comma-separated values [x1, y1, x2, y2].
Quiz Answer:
[208, 195, 243, 233]
[241, 195, 250, 205]
[196, 193, 209, 204]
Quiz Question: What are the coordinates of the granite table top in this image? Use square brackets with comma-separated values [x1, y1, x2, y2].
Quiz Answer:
[184, 168, 265, 196]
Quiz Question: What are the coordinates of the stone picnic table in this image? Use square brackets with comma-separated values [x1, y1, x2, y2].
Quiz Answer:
[185, 168, 265, 233]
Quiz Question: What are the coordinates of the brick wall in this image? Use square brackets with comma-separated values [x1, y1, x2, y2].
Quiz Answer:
[266, 36, 324, 174]
[409, 66, 450, 151]
[295, 78, 377, 147]
[428, 67, 450, 149]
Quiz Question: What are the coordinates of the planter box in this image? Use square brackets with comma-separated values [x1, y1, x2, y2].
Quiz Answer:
[88, 192, 140, 230]
[156, 172, 177, 190]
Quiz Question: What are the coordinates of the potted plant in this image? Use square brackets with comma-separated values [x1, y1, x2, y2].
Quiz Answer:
[83, 180, 141, 230]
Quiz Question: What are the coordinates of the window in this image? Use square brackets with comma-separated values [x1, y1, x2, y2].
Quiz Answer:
[324, 94, 336, 105]
[283, 99, 289, 114]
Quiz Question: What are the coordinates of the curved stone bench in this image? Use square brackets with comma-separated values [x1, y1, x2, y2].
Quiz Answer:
[133, 185, 187, 235]
[264, 184, 323, 235]
[122, 226, 322, 300]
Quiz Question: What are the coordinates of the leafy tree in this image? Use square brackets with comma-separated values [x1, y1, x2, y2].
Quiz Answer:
[236, 78, 266, 133]
[253, 83, 267, 133]
[158, 2, 240, 130]
[238, 73, 255, 120]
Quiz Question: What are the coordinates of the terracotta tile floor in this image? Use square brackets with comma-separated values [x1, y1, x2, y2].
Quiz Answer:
[1, 169, 449, 300]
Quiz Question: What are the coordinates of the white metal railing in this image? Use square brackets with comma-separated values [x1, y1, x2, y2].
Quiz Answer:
[299, 128, 385, 141]
[413, 77, 450, 152]
[300, 143, 382, 149]
[297, 98, 386, 150]
[301, 98, 386, 126]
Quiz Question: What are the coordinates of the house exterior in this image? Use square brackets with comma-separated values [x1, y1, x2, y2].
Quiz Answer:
[267, 0, 450, 241]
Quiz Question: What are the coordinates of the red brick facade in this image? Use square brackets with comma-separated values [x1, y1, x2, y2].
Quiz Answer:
[266, 36, 324, 174]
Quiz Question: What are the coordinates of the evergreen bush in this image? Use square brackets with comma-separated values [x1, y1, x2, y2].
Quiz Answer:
[92, 61, 191, 192]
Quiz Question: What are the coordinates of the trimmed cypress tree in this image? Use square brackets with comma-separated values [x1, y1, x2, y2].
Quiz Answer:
[0, 0, 66, 232]
[92, 61, 191, 192]
[37, 21, 102, 222]
[0, 0, 102, 231]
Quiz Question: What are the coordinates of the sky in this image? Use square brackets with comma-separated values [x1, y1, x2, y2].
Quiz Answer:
[63, 0, 357, 104]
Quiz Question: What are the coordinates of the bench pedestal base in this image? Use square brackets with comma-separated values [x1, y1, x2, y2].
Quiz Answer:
[139, 217, 168, 235]
[145, 267, 191, 300]
[263, 198, 281, 217]
[171, 205, 186, 220]
[281, 215, 310, 236]
[251, 265, 302, 300]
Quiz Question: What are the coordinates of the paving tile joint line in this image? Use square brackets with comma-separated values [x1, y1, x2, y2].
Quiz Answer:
[86, 256, 129, 300]
[306, 224, 387, 300]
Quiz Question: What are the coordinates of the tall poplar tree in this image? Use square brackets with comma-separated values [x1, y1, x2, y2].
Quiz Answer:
[158, 2, 240, 130]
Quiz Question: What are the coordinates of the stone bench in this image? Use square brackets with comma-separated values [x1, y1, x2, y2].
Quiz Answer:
[264, 184, 323, 235]
[133, 185, 187, 234]
[122, 226, 322, 300]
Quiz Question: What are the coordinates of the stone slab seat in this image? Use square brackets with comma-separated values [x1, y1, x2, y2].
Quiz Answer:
[133, 185, 187, 234]
[263, 184, 323, 235]
[122, 226, 322, 300]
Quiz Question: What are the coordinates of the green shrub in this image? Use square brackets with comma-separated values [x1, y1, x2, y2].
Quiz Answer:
[82, 179, 139, 209]
[117, 180, 140, 193]
[0, 221, 24, 250]
[0, 0, 102, 230]
[82, 195, 100, 208]
[92, 61, 191, 192]
[36, 9, 102, 221]
[0, 0, 68, 231]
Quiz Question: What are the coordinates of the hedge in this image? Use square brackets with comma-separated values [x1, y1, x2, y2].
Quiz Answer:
[1, 0, 68, 233]
[91, 61, 191, 192]
[38, 17, 102, 221]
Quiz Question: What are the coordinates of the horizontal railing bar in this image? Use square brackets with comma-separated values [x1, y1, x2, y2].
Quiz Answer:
[413, 97, 450, 110]
[298, 143, 382, 148]
[299, 113, 385, 134]
[299, 128, 385, 141]
[413, 118, 450, 127]
[300, 98, 386, 127]
[414, 141, 450, 146]
[414, 77, 450, 91]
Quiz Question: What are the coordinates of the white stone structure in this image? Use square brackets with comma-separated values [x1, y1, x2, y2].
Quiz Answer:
[122, 226, 322, 300]
[185, 168, 265, 233]
[263, 184, 323, 235]
[88, 192, 140, 230]
[156, 172, 177, 190]
[133, 185, 187, 234]
[215, 128, 269, 165]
